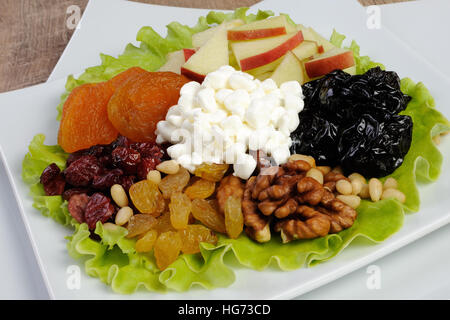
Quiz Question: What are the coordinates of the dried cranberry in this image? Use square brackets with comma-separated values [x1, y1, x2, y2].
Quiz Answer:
[111, 147, 141, 174]
[83, 145, 106, 157]
[137, 157, 160, 180]
[98, 155, 112, 168]
[131, 142, 164, 159]
[64, 155, 101, 187]
[68, 193, 90, 223]
[63, 188, 91, 201]
[84, 193, 115, 230]
[66, 153, 83, 166]
[120, 175, 136, 192]
[91, 169, 123, 190]
[40, 163, 66, 196]
[111, 136, 132, 149]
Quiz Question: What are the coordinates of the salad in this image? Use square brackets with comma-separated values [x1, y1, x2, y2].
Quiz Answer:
[22, 8, 450, 294]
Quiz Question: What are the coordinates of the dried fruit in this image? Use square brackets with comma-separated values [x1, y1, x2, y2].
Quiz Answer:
[67, 193, 89, 223]
[154, 231, 182, 270]
[194, 163, 229, 182]
[135, 230, 158, 253]
[84, 193, 115, 230]
[111, 147, 141, 174]
[62, 188, 90, 201]
[191, 199, 226, 234]
[184, 179, 216, 199]
[40, 163, 65, 196]
[64, 155, 101, 187]
[129, 180, 164, 215]
[58, 82, 118, 153]
[154, 211, 175, 234]
[107, 72, 189, 142]
[91, 168, 123, 190]
[158, 167, 190, 199]
[137, 157, 161, 180]
[126, 214, 157, 238]
[224, 196, 244, 239]
[179, 225, 218, 254]
[169, 192, 192, 230]
[108, 67, 148, 90]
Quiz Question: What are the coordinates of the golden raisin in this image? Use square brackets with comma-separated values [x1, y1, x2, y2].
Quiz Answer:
[154, 211, 175, 234]
[158, 167, 190, 199]
[169, 192, 192, 230]
[224, 196, 244, 239]
[154, 231, 182, 270]
[179, 225, 218, 254]
[135, 229, 158, 253]
[194, 163, 229, 182]
[184, 178, 216, 199]
[191, 199, 226, 233]
[129, 180, 164, 216]
[126, 214, 157, 238]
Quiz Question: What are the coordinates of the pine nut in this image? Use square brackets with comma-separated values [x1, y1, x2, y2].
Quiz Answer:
[381, 188, 406, 203]
[147, 170, 161, 184]
[103, 222, 119, 231]
[351, 179, 363, 195]
[115, 206, 134, 226]
[383, 177, 398, 190]
[369, 178, 383, 202]
[156, 160, 180, 174]
[359, 183, 370, 199]
[348, 172, 367, 184]
[332, 166, 343, 174]
[316, 166, 331, 175]
[306, 168, 324, 184]
[337, 195, 361, 209]
[288, 154, 316, 167]
[110, 184, 128, 207]
[336, 179, 352, 195]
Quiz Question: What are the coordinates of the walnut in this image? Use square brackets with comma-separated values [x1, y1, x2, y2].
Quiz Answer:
[242, 159, 358, 243]
[323, 171, 350, 192]
[216, 175, 244, 213]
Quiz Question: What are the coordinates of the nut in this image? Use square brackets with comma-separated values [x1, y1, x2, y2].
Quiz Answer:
[348, 172, 366, 184]
[351, 179, 363, 195]
[147, 170, 162, 184]
[156, 160, 180, 175]
[383, 177, 398, 190]
[336, 179, 352, 195]
[110, 184, 128, 208]
[381, 188, 406, 203]
[288, 154, 315, 167]
[369, 178, 383, 202]
[337, 195, 361, 209]
[115, 206, 134, 226]
[306, 168, 324, 184]
[316, 166, 331, 175]
[359, 183, 370, 199]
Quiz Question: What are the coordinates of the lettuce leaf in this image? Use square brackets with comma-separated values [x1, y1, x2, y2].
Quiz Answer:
[23, 12, 450, 294]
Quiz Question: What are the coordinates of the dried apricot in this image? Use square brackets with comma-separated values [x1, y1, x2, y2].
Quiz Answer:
[129, 180, 164, 216]
[154, 231, 182, 270]
[224, 196, 244, 239]
[158, 167, 190, 199]
[179, 225, 218, 254]
[107, 72, 189, 142]
[191, 199, 226, 234]
[108, 67, 148, 90]
[126, 214, 157, 238]
[169, 192, 192, 230]
[194, 163, 229, 182]
[135, 229, 158, 253]
[184, 179, 216, 199]
[58, 82, 118, 153]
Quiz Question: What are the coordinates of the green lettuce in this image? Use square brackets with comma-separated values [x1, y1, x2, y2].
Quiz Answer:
[22, 11, 450, 294]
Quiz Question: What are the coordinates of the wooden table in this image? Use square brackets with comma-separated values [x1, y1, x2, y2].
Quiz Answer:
[0, 0, 412, 93]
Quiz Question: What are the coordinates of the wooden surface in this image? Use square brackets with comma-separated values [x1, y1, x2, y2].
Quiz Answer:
[0, 0, 412, 93]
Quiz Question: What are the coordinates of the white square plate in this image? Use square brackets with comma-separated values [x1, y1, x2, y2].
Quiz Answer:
[1, 0, 450, 299]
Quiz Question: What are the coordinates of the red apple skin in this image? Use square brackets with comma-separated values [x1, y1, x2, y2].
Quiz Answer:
[305, 51, 355, 78]
[318, 45, 324, 54]
[227, 27, 287, 41]
[180, 67, 205, 83]
[239, 31, 304, 71]
[183, 49, 196, 61]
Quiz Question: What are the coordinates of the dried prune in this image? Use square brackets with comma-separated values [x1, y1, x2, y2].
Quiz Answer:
[91, 169, 123, 190]
[68, 193, 89, 223]
[84, 193, 115, 230]
[291, 67, 413, 177]
[64, 155, 101, 187]
[40, 163, 66, 196]
[111, 147, 141, 174]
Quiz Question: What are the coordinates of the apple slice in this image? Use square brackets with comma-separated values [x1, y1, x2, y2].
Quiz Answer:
[270, 51, 305, 86]
[231, 31, 304, 71]
[304, 48, 355, 78]
[158, 49, 196, 73]
[228, 15, 294, 41]
[291, 40, 318, 61]
[343, 65, 356, 75]
[192, 19, 244, 48]
[181, 24, 229, 82]
[296, 25, 335, 52]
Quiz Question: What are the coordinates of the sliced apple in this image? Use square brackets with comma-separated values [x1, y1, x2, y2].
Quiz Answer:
[181, 24, 229, 82]
[270, 51, 305, 86]
[191, 19, 244, 48]
[297, 25, 335, 52]
[228, 15, 293, 41]
[158, 49, 195, 73]
[304, 48, 355, 78]
[343, 65, 356, 75]
[231, 31, 304, 71]
[291, 40, 318, 61]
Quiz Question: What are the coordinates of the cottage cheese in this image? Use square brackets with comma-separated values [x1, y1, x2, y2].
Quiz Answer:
[155, 66, 304, 179]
